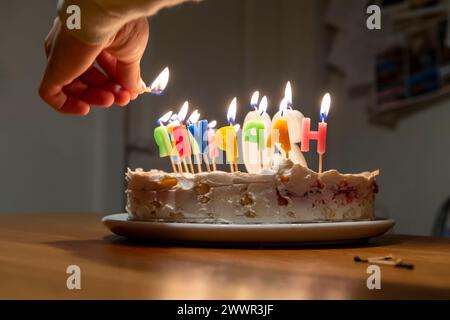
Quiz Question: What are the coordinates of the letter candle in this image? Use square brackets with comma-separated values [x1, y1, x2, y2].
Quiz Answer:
[271, 82, 307, 167]
[173, 101, 195, 174]
[215, 98, 239, 173]
[267, 99, 291, 158]
[143, 67, 170, 95]
[207, 121, 218, 171]
[154, 111, 178, 174]
[187, 110, 206, 173]
[243, 96, 268, 171]
[167, 119, 185, 174]
[301, 93, 331, 174]
[189, 114, 211, 172]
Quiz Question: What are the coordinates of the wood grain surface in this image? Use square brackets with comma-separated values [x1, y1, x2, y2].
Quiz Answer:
[0, 213, 449, 299]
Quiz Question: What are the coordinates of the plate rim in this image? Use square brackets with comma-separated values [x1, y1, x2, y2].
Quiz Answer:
[102, 213, 395, 244]
[102, 213, 395, 229]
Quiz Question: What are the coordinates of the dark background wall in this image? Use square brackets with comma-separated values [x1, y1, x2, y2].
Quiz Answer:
[0, 0, 448, 235]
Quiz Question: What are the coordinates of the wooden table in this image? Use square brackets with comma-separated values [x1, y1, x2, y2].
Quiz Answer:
[0, 213, 449, 299]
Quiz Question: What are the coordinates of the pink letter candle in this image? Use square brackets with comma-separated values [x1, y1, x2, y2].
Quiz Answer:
[301, 93, 331, 173]
[207, 121, 218, 171]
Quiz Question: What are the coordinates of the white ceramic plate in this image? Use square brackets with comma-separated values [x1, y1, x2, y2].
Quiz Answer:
[102, 214, 395, 246]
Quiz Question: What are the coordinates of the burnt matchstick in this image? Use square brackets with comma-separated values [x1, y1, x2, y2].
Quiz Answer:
[354, 255, 415, 270]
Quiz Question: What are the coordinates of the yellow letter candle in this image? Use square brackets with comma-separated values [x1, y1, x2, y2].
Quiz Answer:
[215, 97, 239, 173]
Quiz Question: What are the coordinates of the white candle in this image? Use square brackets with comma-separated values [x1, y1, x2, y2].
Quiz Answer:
[242, 93, 272, 173]
[271, 82, 307, 167]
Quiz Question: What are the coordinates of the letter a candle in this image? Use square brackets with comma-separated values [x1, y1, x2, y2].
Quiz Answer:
[173, 101, 194, 174]
[216, 98, 239, 173]
[301, 93, 331, 174]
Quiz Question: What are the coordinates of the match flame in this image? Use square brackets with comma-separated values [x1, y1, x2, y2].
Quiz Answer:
[250, 91, 260, 108]
[178, 101, 189, 122]
[284, 81, 292, 108]
[158, 111, 173, 125]
[150, 67, 169, 94]
[227, 97, 237, 124]
[208, 120, 217, 129]
[188, 109, 200, 124]
[258, 96, 268, 116]
[320, 93, 331, 122]
[279, 98, 288, 116]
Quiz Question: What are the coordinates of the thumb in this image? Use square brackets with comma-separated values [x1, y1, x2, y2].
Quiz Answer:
[116, 58, 143, 98]
[105, 18, 149, 98]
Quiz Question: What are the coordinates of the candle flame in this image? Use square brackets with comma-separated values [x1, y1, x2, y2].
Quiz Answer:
[284, 81, 292, 108]
[169, 118, 180, 127]
[188, 109, 200, 124]
[320, 93, 331, 122]
[279, 98, 288, 116]
[250, 91, 260, 109]
[208, 120, 217, 129]
[178, 101, 189, 122]
[157, 111, 173, 125]
[234, 124, 241, 132]
[227, 97, 237, 124]
[258, 96, 268, 116]
[150, 67, 169, 94]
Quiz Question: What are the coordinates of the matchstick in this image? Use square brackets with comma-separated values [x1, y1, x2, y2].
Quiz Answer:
[172, 149, 183, 174]
[182, 158, 189, 173]
[203, 154, 211, 173]
[177, 160, 184, 174]
[319, 154, 323, 174]
[229, 162, 234, 173]
[234, 161, 238, 172]
[169, 156, 178, 174]
[188, 157, 195, 174]
[260, 150, 264, 169]
[212, 158, 217, 171]
[195, 154, 203, 173]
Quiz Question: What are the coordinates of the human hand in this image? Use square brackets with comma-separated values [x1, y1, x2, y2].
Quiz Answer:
[39, 17, 149, 115]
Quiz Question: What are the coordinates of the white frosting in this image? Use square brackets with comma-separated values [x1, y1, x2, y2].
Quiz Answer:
[126, 161, 379, 224]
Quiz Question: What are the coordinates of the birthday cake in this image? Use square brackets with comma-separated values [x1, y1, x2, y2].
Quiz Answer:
[125, 81, 379, 224]
[126, 159, 379, 224]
